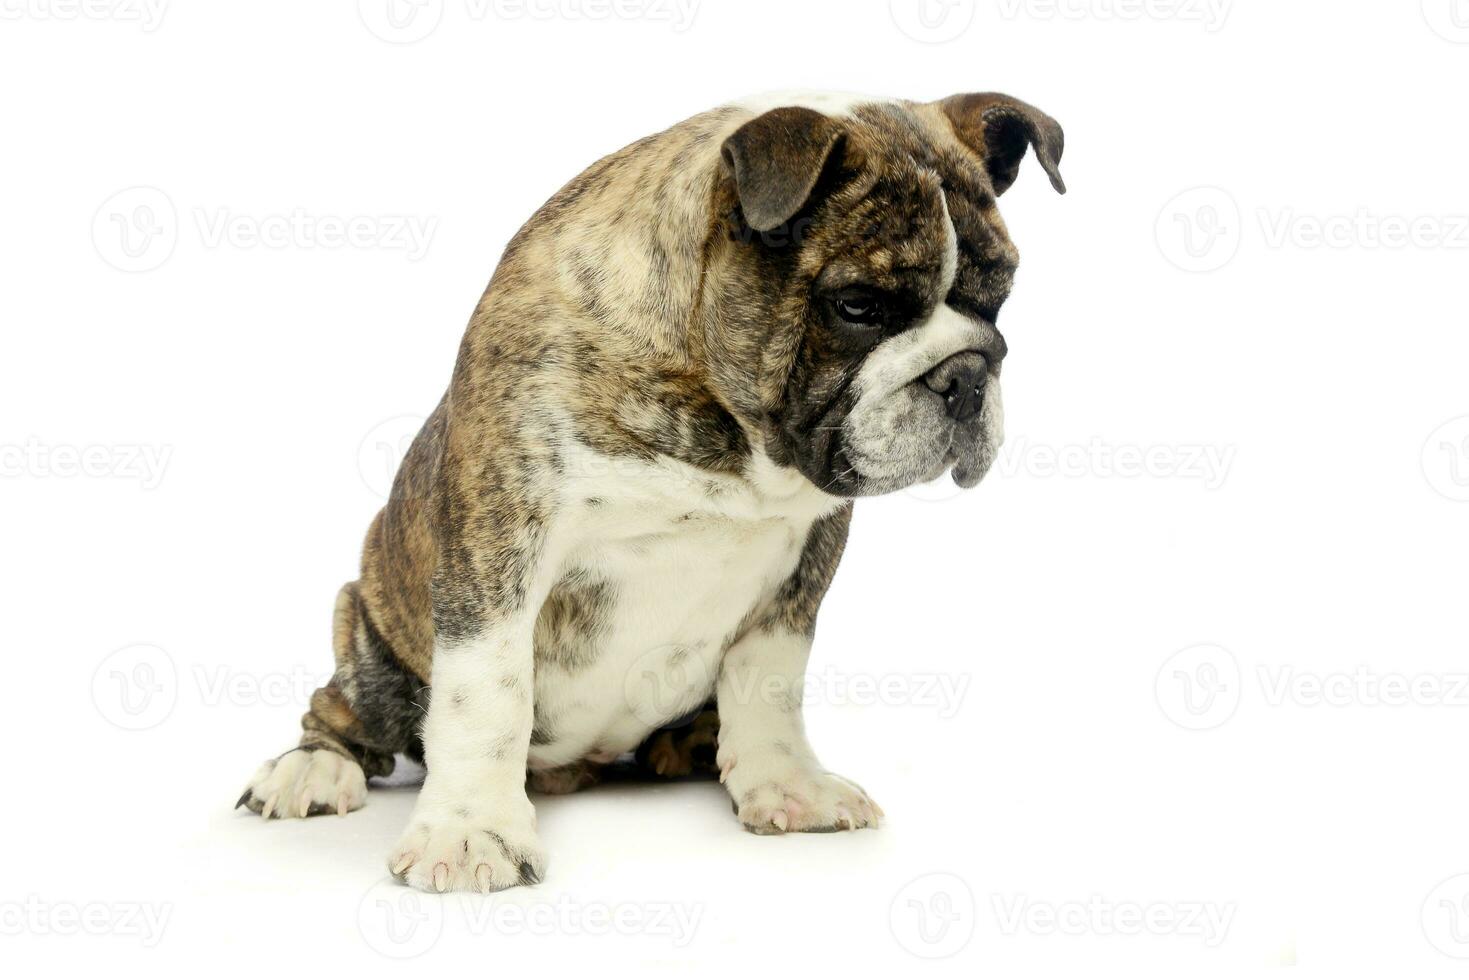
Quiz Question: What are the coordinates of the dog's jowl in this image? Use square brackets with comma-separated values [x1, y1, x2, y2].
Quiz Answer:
[237, 91, 1065, 893]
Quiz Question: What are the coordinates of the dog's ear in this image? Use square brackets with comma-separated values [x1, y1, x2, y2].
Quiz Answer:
[721, 107, 847, 232]
[938, 93, 1066, 196]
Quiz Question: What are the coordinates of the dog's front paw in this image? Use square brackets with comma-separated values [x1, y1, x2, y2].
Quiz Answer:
[723, 754, 883, 834]
[236, 748, 366, 819]
[388, 802, 545, 893]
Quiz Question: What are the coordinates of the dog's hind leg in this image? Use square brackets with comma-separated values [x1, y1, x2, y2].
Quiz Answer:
[527, 761, 603, 796]
[237, 582, 427, 818]
[634, 702, 720, 779]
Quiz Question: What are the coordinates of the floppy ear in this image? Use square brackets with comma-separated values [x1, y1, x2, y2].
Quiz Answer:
[721, 106, 847, 233]
[938, 93, 1066, 196]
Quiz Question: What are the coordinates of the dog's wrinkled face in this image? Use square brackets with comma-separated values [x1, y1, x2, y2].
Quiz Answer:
[710, 93, 1065, 496]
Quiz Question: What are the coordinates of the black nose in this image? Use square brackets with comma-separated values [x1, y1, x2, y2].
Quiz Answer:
[923, 352, 987, 423]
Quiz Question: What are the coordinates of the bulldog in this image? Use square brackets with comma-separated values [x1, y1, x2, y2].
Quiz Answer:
[237, 90, 1065, 893]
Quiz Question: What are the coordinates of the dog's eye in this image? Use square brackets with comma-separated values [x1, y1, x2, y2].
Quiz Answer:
[834, 295, 884, 325]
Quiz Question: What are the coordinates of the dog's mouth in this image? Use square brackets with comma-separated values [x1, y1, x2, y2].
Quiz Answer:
[820, 371, 1000, 495]
[949, 431, 1000, 489]
[828, 423, 998, 496]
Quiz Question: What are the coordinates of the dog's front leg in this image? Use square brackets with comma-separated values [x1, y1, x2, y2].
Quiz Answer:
[715, 506, 882, 834]
[388, 611, 545, 892]
[387, 464, 559, 893]
[717, 631, 882, 834]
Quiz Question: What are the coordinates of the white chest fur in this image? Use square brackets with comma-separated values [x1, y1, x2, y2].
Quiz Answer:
[526, 445, 841, 770]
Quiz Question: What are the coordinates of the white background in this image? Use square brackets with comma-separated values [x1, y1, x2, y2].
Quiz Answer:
[3, 0, 1467, 975]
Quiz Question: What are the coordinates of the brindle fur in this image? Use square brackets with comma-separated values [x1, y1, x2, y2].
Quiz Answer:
[239, 91, 1063, 816]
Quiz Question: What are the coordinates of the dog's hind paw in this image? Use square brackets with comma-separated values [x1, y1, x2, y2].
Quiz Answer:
[236, 747, 367, 819]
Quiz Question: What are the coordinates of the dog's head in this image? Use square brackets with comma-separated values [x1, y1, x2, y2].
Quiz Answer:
[705, 93, 1065, 496]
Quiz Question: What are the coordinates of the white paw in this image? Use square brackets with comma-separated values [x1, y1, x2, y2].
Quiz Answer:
[388, 799, 545, 893]
[721, 750, 882, 834]
[236, 748, 367, 819]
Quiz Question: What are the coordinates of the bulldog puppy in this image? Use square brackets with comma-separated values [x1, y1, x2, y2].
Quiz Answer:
[237, 90, 1065, 893]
